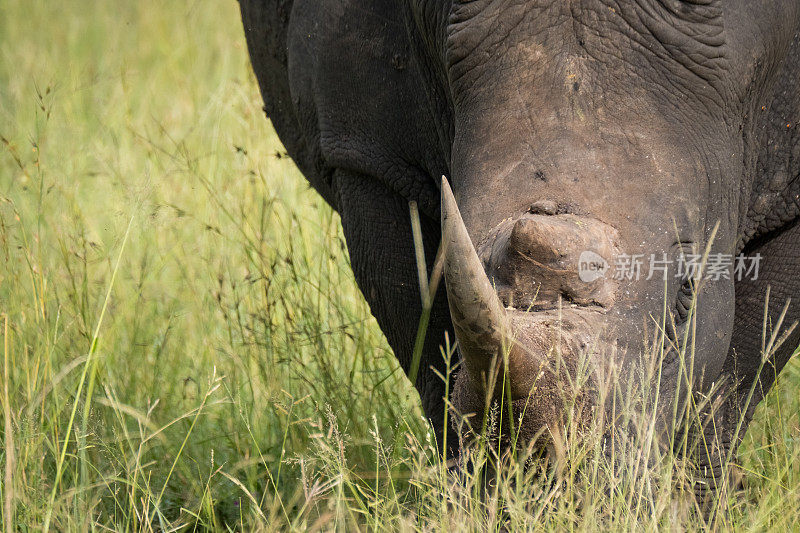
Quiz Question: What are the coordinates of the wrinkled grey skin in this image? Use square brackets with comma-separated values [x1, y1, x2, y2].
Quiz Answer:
[239, 0, 800, 491]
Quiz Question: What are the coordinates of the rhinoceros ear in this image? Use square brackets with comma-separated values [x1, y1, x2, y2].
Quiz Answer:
[441, 177, 512, 387]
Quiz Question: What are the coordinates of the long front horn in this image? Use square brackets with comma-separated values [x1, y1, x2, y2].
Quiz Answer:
[441, 177, 513, 390]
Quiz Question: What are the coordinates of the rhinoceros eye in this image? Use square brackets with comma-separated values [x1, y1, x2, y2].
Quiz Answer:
[675, 278, 695, 324]
[673, 241, 697, 325]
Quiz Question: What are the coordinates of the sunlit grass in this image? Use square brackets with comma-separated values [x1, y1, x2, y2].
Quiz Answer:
[0, 0, 798, 530]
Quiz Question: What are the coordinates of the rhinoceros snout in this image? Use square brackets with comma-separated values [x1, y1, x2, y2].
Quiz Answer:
[476, 208, 620, 312]
[441, 179, 609, 410]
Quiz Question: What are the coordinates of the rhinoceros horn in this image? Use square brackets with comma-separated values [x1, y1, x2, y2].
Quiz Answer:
[441, 177, 515, 391]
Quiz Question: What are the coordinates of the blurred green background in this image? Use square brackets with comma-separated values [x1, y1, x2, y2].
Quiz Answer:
[0, 1, 427, 529]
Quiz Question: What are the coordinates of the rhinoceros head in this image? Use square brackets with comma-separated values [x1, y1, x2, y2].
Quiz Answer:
[439, 1, 799, 442]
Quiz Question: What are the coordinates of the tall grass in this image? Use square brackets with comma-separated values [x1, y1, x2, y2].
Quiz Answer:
[0, 1, 799, 530]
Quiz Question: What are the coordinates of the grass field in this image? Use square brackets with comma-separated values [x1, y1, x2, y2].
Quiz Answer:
[1, 1, 799, 530]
